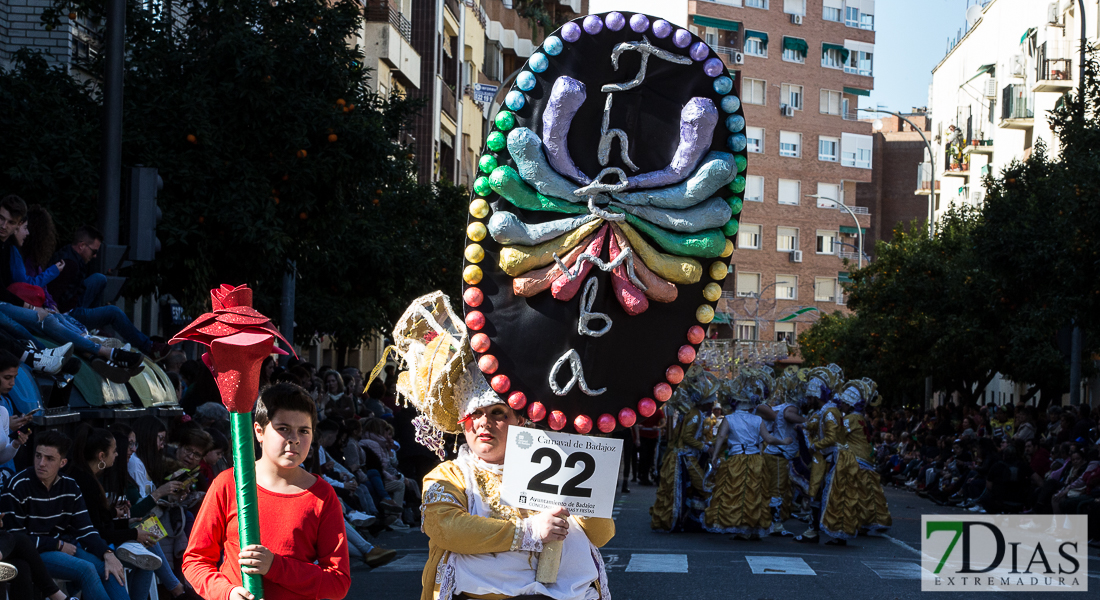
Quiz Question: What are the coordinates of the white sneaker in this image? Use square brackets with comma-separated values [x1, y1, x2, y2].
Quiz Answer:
[0, 561, 16, 582]
[347, 511, 375, 527]
[44, 343, 73, 359]
[29, 351, 64, 375]
[390, 520, 411, 530]
[115, 541, 162, 571]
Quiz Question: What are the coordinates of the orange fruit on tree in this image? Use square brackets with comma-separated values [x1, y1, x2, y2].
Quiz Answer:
[68, 12, 77, 19]
[372, 198, 379, 205]
[347, 104, 355, 111]
[297, 149, 307, 158]
[198, 216, 205, 223]
[336, 99, 346, 106]
[328, 134, 338, 143]
[299, 212, 308, 220]
[342, 106, 349, 113]
[186, 134, 197, 144]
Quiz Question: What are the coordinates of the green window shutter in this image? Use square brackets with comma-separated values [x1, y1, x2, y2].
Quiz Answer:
[842, 86, 870, 97]
[745, 30, 769, 48]
[838, 272, 851, 283]
[839, 226, 867, 235]
[692, 16, 740, 32]
[783, 36, 808, 56]
[822, 42, 849, 63]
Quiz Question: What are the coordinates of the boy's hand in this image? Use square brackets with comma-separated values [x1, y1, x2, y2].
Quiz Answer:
[104, 552, 126, 586]
[239, 544, 274, 576]
[229, 587, 254, 600]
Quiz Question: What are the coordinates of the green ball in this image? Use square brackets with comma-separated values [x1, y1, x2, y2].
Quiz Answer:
[495, 111, 516, 131]
[486, 131, 507, 152]
[734, 154, 747, 173]
[479, 154, 498, 174]
[726, 197, 743, 215]
[722, 219, 740, 236]
[729, 176, 746, 193]
[489, 166, 508, 188]
[474, 176, 492, 196]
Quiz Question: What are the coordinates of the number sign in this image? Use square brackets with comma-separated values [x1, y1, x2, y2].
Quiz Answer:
[500, 426, 622, 518]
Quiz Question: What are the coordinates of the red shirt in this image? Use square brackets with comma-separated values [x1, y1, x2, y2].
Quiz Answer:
[182, 469, 350, 600]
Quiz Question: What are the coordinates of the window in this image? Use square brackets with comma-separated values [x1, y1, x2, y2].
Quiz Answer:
[820, 89, 842, 115]
[783, 0, 805, 15]
[775, 322, 796, 344]
[815, 277, 837, 302]
[737, 272, 761, 296]
[816, 182, 841, 208]
[484, 41, 503, 81]
[845, 0, 875, 30]
[743, 79, 766, 105]
[739, 224, 762, 249]
[778, 179, 800, 205]
[822, 46, 845, 69]
[823, 0, 842, 21]
[844, 40, 875, 76]
[777, 226, 799, 251]
[744, 175, 764, 202]
[819, 136, 839, 161]
[746, 126, 765, 153]
[736, 321, 758, 341]
[745, 36, 767, 57]
[845, 5, 859, 27]
[745, 0, 767, 8]
[781, 37, 807, 64]
[858, 147, 872, 168]
[703, 27, 718, 47]
[776, 275, 797, 300]
[779, 131, 801, 158]
[841, 133, 874, 169]
[781, 83, 803, 110]
[782, 46, 805, 63]
[816, 230, 838, 254]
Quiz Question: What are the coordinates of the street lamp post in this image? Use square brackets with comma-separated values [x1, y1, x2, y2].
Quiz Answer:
[806, 194, 863, 270]
[858, 108, 936, 240]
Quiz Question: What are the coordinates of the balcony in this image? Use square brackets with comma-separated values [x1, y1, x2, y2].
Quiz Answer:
[441, 84, 457, 121]
[365, 0, 411, 43]
[70, 17, 102, 72]
[999, 84, 1034, 129]
[714, 45, 743, 66]
[363, 0, 421, 88]
[1033, 58, 1074, 93]
[965, 139, 995, 155]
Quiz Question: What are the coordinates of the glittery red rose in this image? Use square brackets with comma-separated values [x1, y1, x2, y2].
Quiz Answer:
[169, 284, 292, 353]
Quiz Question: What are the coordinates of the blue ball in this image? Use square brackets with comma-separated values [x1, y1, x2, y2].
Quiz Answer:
[721, 95, 741, 113]
[543, 36, 563, 56]
[726, 134, 747, 152]
[529, 53, 549, 73]
[517, 71, 536, 91]
[505, 90, 526, 111]
[713, 76, 733, 95]
[725, 115, 745, 133]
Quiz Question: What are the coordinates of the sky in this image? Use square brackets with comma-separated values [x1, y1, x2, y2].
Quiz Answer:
[865, 0, 986, 114]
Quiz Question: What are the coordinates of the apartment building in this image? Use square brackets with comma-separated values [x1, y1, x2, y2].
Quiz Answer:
[857, 111, 932, 249]
[0, 0, 111, 73]
[681, 0, 875, 351]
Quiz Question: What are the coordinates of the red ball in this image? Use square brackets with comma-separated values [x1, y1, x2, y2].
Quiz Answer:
[465, 311, 485, 331]
[687, 325, 705, 345]
[463, 287, 484, 307]
[478, 355, 498, 374]
[548, 411, 567, 430]
[528, 402, 546, 421]
[618, 407, 637, 427]
[490, 374, 511, 393]
[574, 414, 593, 434]
[666, 365, 684, 384]
[677, 345, 696, 364]
[470, 333, 491, 353]
[637, 398, 656, 417]
[507, 391, 527, 410]
[654, 382, 673, 402]
[597, 413, 617, 433]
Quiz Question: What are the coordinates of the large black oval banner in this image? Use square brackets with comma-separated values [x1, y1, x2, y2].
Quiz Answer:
[461, 11, 747, 434]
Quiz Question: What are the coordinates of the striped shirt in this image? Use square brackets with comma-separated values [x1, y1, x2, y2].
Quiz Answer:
[1, 468, 110, 556]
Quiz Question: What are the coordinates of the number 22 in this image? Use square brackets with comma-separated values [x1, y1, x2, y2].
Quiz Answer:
[527, 448, 596, 497]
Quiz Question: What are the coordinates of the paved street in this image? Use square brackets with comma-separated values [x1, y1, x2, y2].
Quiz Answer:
[348, 480, 1100, 600]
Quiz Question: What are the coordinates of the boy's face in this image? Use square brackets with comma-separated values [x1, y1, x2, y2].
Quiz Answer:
[0, 367, 18, 395]
[255, 409, 313, 469]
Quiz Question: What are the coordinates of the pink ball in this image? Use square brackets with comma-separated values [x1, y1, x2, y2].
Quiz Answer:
[490, 374, 510, 393]
[654, 382, 672, 402]
[465, 311, 485, 331]
[528, 402, 546, 421]
[618, 407, 637, 428]
[574, 414, 593, 434]
[478, 354, 498, 374]
[548, 411, 567, 430]
[678, 345, 696, 364]
[687, 325, 705, 345]
[597, 413, 617, 433]
[463, 287, 484, 307]
[637, 398, 656, 417]
[470, 333, 491, 353]
[507, 391, 527, 410]
[666, 365, 684, 384]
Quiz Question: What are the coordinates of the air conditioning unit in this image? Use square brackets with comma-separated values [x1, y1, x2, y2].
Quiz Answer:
[790, 14, 803, 25]
[732, 51, 744, 65]
[985, 78, 997, 98]
[970, 188, 986, 203]
[789, 250, 803, 263]
[781, 105, 795, 117]
[1009, 55, 1026, 77]
[1048, 3, 1061, 26]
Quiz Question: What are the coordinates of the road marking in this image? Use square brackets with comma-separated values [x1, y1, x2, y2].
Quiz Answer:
[863, 560, 923, 580]
[372, 553, 428, 572]
[745, 555, 816, 576]
[883, 534, 921, 556]
[625, 554, 689, 573]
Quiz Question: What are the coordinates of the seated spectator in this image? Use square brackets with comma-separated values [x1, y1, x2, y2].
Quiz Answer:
[361, 380, 393, 420]
[315, 420, 379, 524]
[0, 350, 33, 481]
[361, 418, 420, 526]
[1, 430, 130, 600]
[201, 429, 230, 483]
[322, 371, 355, 421]
[130, 415, 168, 498]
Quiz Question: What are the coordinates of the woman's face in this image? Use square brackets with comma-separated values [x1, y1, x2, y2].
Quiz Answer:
[13, 221, 28, 247]
[127, 433, 137, 461]
[263, 361, 275, 379]
[156, 430, 166, 451]
[325, 374, 340, 393]
[177, 444, 204, 469]
[462, 404, 522, 465]
[102, 438, 118, 468]
[0, 367, 18, 395]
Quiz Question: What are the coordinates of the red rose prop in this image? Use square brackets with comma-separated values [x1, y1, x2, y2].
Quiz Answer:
[205, 332, 275, 413]
[169, 284, 291, 354]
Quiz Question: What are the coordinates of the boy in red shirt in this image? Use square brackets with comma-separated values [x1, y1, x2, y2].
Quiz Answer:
[183, 383, 351, 600]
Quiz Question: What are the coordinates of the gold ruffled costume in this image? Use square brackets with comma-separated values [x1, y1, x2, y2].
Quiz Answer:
[843, 407, 892, 532]
[817, 411, 862, 540]
[650, 406, 708, 531]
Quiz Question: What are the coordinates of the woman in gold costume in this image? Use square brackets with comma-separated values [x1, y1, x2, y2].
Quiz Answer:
[836, 379, 892, 535]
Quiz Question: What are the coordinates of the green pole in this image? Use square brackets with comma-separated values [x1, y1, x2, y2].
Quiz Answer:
[230, 411, 264, 599]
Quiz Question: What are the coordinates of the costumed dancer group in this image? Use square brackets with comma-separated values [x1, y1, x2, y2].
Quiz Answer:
[650, 364, 893, 546]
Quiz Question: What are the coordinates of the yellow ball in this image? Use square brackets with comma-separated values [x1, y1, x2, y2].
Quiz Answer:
[467, 222, 487, 242]
[703, 282, 722, 302]
[463, 265, 483, 285]
[709, 261, 728, 280]
[469, 199, 490, 219]
[696, 305, 715, 324]
[464, 244, 485, 263]
[721, 239, 734, 258]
